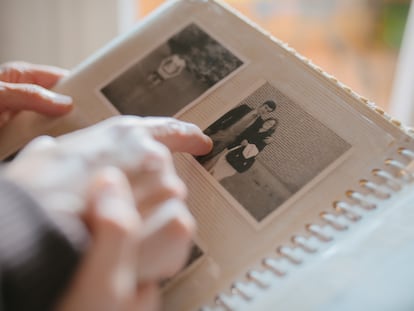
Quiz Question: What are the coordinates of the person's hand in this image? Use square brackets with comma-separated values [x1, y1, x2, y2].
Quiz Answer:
[0, 61, 73, 127]
[4, 116, 212, 216]
[57, 167, 195, 311]
[4, 116, 212, 310]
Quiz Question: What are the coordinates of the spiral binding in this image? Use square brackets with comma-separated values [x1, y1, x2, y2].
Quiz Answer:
[199, 147, 414, 311]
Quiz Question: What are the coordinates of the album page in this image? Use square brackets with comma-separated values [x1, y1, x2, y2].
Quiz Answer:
[236, 183, 414, 311]
[0, 1, 412, 310]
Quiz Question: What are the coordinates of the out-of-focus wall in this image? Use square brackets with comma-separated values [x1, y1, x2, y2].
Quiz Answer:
[138, 0, 410, 111]
[222, 0, 411, 110]
[0, 0, 136, 68]
[389, 2, 414, 125]
[1, 0, 409, 110]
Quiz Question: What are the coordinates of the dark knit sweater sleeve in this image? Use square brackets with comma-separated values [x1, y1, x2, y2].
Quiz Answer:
[0, 178, 89, 311]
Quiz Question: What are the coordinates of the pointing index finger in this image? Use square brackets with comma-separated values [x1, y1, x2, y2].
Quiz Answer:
[143, 117, 212, 156]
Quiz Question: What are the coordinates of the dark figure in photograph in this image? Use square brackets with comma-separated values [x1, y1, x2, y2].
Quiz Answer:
[147, 54, 187, 87]
[101, 23, 243, 117]
[197, 100, 277, 166]
[208, 117, 278, 181]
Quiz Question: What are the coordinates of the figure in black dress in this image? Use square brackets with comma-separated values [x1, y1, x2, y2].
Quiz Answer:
[197, 100, 276, 167]
[208, 117, 278, 181]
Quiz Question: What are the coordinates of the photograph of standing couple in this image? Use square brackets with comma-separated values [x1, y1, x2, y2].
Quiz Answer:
[196, 100, 278, 181]
[196, 83, 351, 223]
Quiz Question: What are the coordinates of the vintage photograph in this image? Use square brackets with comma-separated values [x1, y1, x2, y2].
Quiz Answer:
[196, 82, 351, 222]
[100, 23, 243, 116]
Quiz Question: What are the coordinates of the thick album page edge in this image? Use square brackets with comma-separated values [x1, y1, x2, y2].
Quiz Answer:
[149, 1, 414, 311]
[214, 0, 413, 140]
[235, 164, 414, 311]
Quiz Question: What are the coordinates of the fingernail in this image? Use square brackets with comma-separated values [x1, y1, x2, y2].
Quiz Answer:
[51, 93, 72, 105]
[203, 133, 213, 145]
[43, 89, 72, 105]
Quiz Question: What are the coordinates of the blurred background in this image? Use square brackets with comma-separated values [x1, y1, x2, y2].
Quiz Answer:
[140, 0, 411, 111]
[0, 0, 412, 114]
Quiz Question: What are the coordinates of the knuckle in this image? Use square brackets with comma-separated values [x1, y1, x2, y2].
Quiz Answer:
[166, 216, 195, 240]
[110, 115, 141, 127]
[144, 117, 197, 137]
[23, 135, 56, 153]
[0, 62, 27, 80]
[165, 118, 198, 137]
[16, 84, 46, 100]
[99, 214, 139, 241]
[141, 142, 172, 168]
[105, 115, 144, 137]
[31, 134, 56, 145]
[163, 201, 195, 238]
[161, 175, 187, 199]
[0, 61, 16, 72]
[2, 61, 27, 68]
[140, 146, 187, 200]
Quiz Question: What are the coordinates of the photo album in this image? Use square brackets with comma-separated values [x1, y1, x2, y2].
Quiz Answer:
[2, 1, 414, 310]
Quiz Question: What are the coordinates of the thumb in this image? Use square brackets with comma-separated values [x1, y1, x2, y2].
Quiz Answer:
[57, 167, 143, 311]
[0, 81, 72, 116]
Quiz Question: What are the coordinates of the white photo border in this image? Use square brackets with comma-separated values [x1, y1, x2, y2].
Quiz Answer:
[95, 20, 249, 117]
[192, 80, 354, 230]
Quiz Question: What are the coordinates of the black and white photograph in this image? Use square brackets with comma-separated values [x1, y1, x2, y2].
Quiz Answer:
[196, 83, 351, 222]
[101, 23, 244, 116]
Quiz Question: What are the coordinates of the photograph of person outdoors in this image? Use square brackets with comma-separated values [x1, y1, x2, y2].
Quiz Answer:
[196, 100, 277, 169]
[146, 54, 187, 87]
[101, 23, 243, 117]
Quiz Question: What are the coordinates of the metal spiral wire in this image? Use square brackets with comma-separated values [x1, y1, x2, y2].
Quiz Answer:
[200, 147, 414, 311]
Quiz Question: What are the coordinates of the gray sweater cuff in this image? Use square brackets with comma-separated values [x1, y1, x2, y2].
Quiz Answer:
[0, 178, 89, 311]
